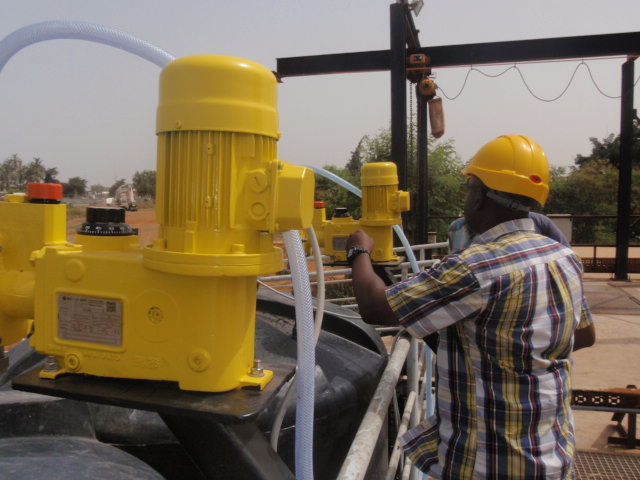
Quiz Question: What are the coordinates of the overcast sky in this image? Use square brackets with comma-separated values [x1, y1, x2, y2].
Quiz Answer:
[0, 1, 638, 187]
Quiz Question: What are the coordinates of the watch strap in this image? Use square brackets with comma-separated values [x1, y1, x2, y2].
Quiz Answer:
[347, 245, 371, 266]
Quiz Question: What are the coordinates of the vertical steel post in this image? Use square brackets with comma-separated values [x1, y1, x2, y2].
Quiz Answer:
[416, 85, 429, 243]
[390, 2, 408, 191]
[614, 57, 636, 281]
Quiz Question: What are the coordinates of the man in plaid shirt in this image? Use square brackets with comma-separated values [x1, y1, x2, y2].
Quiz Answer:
[346, 135, 595, 479]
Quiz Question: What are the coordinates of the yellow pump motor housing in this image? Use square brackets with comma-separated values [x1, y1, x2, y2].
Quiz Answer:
[27, 55, 314, 392]
[323, 162, 410, 263]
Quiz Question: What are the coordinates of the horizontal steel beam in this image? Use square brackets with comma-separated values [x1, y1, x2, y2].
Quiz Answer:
[277, 31, 640, 77]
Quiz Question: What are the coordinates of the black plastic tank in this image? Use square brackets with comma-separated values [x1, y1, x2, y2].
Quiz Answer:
[0, 290, 388, 479]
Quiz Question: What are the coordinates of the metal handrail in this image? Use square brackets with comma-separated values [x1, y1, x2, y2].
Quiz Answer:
[336, 334, 412, 480]
[258, 240, 447, 478]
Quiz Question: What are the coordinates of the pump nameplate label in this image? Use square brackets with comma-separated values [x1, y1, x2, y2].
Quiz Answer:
[58, 294, 123, 346]
[332, 236, 348, 251]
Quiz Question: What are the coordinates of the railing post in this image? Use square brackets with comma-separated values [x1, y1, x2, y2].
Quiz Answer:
[614, 56, 636, 281]
[337, 335, 411, 480]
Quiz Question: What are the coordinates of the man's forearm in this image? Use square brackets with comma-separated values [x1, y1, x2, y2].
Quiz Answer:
[351, 253, 398, 326]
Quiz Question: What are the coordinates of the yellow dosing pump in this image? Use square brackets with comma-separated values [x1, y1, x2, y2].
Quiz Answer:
[2, 55, 314, 392]
[321, 162, 410, 263]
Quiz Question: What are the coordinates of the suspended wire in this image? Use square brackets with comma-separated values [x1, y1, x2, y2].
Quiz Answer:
[438, 60, 634, 102]
[515, 62, 585, 102]
[437, 67, 474, 101]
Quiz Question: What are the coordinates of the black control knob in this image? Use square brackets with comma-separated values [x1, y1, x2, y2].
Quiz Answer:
[78, 207, 137, 236]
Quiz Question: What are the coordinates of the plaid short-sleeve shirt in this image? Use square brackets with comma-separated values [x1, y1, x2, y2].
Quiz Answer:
[389, 219, 592, 480]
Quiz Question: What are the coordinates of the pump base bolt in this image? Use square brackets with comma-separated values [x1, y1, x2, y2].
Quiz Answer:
[65, 353, 81, 371]
[188, 349, 211, 372]
[250, 359, 264, 377]
[43, 355, 60, 372]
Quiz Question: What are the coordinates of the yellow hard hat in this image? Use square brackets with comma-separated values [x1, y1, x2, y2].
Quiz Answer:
[462, 134, 550, 205]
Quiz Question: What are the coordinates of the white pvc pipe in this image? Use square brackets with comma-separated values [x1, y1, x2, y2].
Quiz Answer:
[0, 21, 175, 74]
[283, 230, 315, 480]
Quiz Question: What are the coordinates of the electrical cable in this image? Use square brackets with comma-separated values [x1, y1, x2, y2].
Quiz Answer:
[438, 60, 629, 102]
[514, 63, 582, 102]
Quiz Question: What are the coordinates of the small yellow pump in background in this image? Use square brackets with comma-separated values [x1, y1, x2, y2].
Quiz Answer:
[319, 162, 410, 263]
[0, 55, 314, 392]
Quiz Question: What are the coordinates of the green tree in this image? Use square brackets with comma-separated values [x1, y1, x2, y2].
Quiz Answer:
[90, 184, 107, 194]
[109, 179, 126, 197]
[0, 155, 59, 190]
[574, 118, 639, 167]
[24, 157, 46, 184]
[0, 154, 24, 191]
[314, 164, 362, 219]
[316, 127, 464, 242]
[63, 176, 88, 197]
[345, 138, 364, 178]
[44, 167, 60, 183]
[422, 138, 465, 238]
[133, 170, 156, 199]
[360, 129, 392, 164]
[544, 123, 640, 244]
[545, 159, 624, 243]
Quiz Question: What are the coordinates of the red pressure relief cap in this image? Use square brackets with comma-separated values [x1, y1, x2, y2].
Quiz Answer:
[27, 183, 63, 202]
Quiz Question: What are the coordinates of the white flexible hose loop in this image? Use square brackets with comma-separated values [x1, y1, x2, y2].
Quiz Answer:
[0, 21, 175, 74]
[283, 230, 315, 480]
[307, 227, 325, 341]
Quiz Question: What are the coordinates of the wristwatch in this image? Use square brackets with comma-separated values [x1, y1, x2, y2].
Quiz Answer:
[346, 245, 371, 266]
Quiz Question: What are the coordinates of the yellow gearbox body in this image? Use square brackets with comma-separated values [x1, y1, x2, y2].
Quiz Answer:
[322, 162, 410, 263]
[0, 197, 67, 346]
[21, 54, 314, 392]
[31, 235, 268, 392]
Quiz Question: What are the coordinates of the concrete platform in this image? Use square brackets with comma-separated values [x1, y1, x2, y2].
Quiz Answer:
[573, 274, 640, 478]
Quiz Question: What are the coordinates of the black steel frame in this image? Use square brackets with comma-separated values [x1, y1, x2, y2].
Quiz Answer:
[276, 3, 639, 279]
